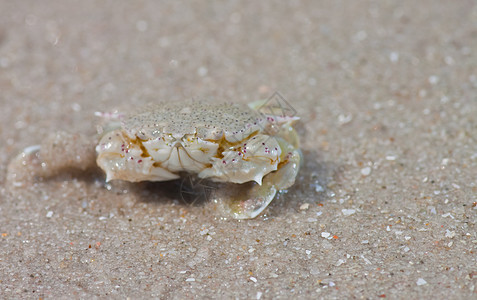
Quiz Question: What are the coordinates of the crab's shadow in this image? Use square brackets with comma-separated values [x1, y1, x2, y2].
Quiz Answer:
[126, 149, 341, 218]
[128, 173, 220, 207]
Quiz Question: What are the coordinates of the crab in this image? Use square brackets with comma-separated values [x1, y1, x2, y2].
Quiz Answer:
[8, 100, 302, 219]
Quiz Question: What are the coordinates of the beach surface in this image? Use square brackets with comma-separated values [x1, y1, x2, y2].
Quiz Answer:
[0, 1, 476, 298]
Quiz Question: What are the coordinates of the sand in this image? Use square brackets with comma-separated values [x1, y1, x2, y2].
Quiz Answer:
[1, 1, 476, 298]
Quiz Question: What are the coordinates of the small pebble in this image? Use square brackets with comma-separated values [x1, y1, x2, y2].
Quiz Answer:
[197, 66, 208, 77]
[428, 206, 437, 214]
[429, 75, 439, 85]
[441, 213, 453, 218]
[342, 208, 356, 216]
[389, 52, 399, 63]
[136, 20, 148, 32]
[416, 278, 427, 286]
[445, 230, 456, 238]
[361, 167, 371, 176]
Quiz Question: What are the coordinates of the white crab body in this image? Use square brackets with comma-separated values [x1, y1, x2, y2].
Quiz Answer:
[96, 102, 288, 186]
[9, 100, 301, 219]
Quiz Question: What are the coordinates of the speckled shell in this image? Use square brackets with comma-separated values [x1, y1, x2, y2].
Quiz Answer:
[96, 100, 298, 186]
[121, 101, 265, 142]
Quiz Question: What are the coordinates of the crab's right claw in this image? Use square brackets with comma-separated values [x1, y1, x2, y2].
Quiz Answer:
[225, 148, 302, 219]
[225, 181, 278, 219]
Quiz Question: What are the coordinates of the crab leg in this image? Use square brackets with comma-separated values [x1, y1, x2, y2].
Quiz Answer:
[217, 120, 302, 219]
[224, 148, 301, 219]
[96, 130, 180, 182]
[224, 126, 302, 220]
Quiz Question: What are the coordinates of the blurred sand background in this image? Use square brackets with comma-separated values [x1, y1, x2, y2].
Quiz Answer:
[0, 1, 476, 298]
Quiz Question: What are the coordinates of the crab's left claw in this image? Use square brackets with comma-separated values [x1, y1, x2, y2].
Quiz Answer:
[221, 125, 302, 220]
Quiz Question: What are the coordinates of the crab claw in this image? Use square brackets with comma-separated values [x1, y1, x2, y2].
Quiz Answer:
[216, 119, 303, 219]
[224, 147, 301, 219]
[224, 181, 278, 219]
